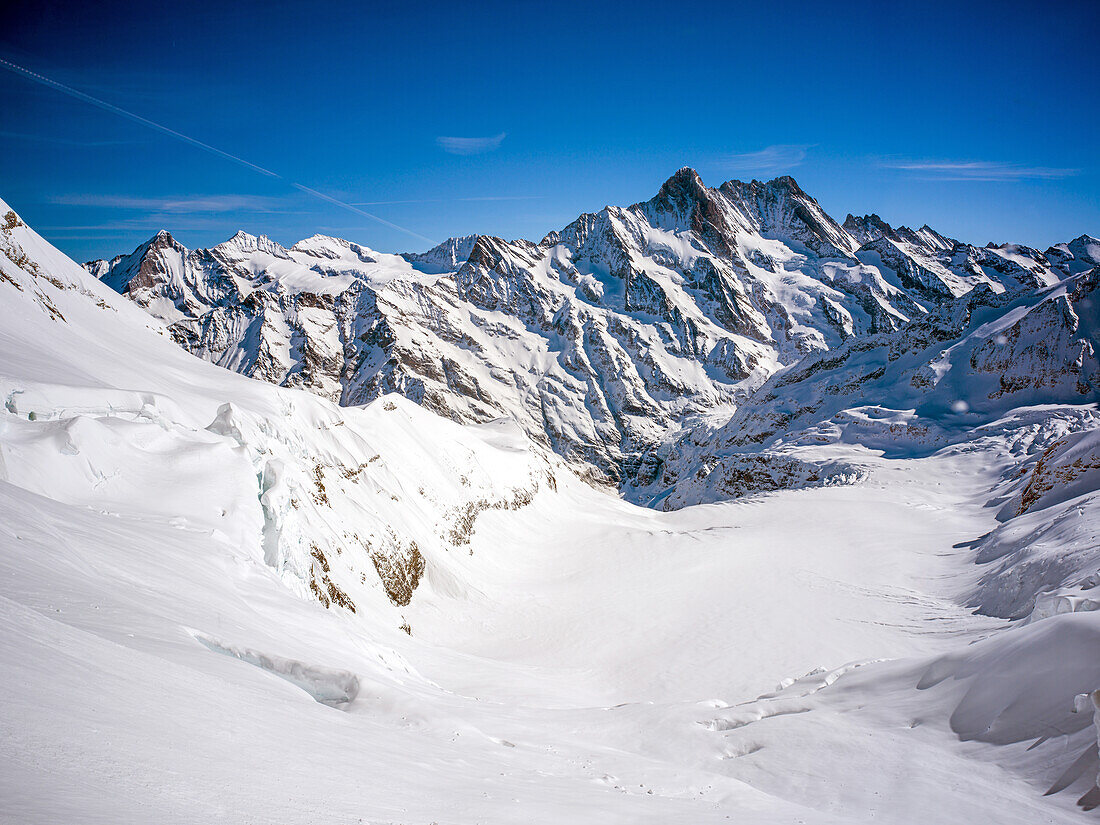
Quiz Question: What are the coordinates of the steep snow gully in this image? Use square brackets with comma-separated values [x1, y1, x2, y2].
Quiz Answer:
[1, 180, 1100, 824]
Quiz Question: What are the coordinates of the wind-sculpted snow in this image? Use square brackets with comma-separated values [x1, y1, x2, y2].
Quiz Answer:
[86, 171, 1087, 493]
[690, 608, 1100, 814]
[1071, 690, 1100, 809]
[192, 631, 360, 705]
[1012, 426, 1100, 517]
[962, 414, 1100, 620]
[650, 450, 866, 510]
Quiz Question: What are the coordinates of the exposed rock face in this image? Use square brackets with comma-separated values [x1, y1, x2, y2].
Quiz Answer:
[647, 268, 1099, 509]
[1014, 426, 1100, 517]
[370, 541, 425, 607]
[87, 171, 1091, 493]
[960, 410, 1100, 620]
[657, 451, 865, 511]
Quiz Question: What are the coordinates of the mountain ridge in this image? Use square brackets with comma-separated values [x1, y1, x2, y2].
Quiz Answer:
[84, 169, 1098, 496]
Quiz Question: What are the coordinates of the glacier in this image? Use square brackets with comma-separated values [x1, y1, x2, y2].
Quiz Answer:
[1, 185, 1099, 823]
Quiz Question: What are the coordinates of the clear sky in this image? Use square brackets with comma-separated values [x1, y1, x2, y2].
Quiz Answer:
[2, 0, 1096, 262]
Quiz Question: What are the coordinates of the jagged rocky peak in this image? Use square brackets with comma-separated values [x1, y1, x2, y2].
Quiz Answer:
[404, 233, 541, 277]
[454, 235, 548, 313]
[1070, 233, 1100, 261]
[735, 173, 815, 201]
[214, 229, 291, 259]
[292, 233, 378, 263]
[1046, 234, 1100, 272]
[149, 228, 177, 247]
[843, 213, 899, 245]
[843, 213, 957, 254]
[464, 234, 539, 268]
[717, 174, 859, 259]
[464, 235, 508, 269]
[85, 228, 189, 295]
[403, 234, 480, 272]
[542, 208, 620, 256]
[901, 224, 956, 252]
[639, 168, 863, 261]
[654, 166, 709, 205]
[642, 167, 741, 256]
[134, 228, 184, 259]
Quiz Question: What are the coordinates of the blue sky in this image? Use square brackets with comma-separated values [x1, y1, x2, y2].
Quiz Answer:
[1, 0, 1096, 262]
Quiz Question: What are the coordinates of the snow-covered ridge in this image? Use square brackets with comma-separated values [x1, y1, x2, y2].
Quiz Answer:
[85, 170, 1091, 492]
[647, 269, 1098, 509]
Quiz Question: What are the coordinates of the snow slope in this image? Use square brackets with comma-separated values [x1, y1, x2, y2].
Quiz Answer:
[3, 199, 1100, 822]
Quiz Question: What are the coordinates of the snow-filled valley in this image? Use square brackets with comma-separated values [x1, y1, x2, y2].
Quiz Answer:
[2, 187, 1100, 824]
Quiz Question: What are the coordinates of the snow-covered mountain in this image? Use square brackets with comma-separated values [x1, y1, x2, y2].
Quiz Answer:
[5, 194, 1100, 822]
[87, 169, 1091, 492]
[652, 266, 1099, 508]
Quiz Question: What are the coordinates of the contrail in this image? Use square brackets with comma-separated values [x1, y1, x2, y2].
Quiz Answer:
[290, 183, 435, 243]
[0, 57, 437, 246]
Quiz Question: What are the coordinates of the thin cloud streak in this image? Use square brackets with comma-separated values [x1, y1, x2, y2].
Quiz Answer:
[40, 234, 143, 240]
[0, 57, 281, 178]
[436, 133, 507, 155]
[461, 195, 541, 202]
[350, 195, 542, 206]
[49, 194, 291, 213]
[289, 183, 435, 245]
[880, 158, 1080, 181]
[40, 216, 282, 233]
[0, 56, 435, 245]
[719, 144, 810, 173]
[0, 130, 141, 147]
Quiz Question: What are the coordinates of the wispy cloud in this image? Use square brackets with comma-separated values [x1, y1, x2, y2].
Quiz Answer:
[460, 194, 538, 202]
[0, 130, 141, 147]
[350, 195, 541, 206]
[37, 215, 265, 242]
[436, 132, 507, 155]
[719, 144, 811, 173]
[39, 216, 274, 233]
[49, 194, 291, 213]
[880, 158, 1080, 181]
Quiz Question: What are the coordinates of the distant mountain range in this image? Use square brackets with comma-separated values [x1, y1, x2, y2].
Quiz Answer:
[86, 168, 1099, 503]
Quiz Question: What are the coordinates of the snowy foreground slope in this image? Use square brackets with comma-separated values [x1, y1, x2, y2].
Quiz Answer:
[3, 201, 1100, 823]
